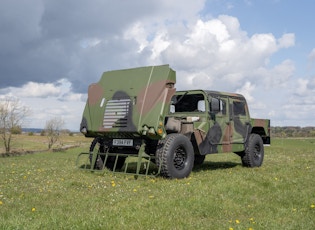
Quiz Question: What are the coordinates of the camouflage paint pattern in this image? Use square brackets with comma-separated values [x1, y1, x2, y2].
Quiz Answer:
[80, 64, 270, 155]
[167, 90, 270, 155]
[80, 65, 176, 139]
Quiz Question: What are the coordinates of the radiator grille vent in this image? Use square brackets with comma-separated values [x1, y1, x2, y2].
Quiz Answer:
[103, 99, 131, 128]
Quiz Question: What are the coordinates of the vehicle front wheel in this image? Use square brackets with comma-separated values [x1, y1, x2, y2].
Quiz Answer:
[156, 134, 194, 179]
[241, 134, 264, 167]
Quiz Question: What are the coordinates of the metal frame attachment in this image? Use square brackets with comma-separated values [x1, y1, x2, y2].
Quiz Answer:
[76, 143, 161, 179]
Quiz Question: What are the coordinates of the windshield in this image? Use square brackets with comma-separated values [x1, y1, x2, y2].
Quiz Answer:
[172, 93, 205, 112]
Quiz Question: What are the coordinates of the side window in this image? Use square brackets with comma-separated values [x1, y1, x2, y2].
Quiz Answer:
[233, 101, 246, 116]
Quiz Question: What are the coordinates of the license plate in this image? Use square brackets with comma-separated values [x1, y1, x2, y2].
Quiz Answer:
[112, 139, 133, 146]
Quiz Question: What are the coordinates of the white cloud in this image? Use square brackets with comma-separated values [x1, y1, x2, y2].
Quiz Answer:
[295, 78, 309, 96]
[236, 81, 255, 103]
[120, 14, 299, 126]
[150, 31, 170, 60]
[1, 79, 86, 130]
[5, 79, 80, 99]
[160, 16, 294, 91]
[278, 33, 295, 48]
[249, 33, 277, 55]
[308, 48, 315, 60]
[294, 75, 315, 98]
[282, 103, 315, 120]
[17, 81, 61, 98]
[256, 59, 295, 89]
[124, 22, 149, 53]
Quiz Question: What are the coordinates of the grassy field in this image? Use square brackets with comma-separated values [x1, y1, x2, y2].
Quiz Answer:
[0, 137, 315, 229]
[0, 133, 91, 154]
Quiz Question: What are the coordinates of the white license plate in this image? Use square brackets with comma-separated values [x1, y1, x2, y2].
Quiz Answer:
[112, 139, 133, 146]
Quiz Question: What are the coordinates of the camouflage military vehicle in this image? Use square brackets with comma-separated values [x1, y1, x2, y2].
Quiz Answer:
[78, 64, 270, 179]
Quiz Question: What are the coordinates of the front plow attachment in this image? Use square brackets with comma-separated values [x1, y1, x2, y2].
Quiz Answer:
[76, 147, 161, 178]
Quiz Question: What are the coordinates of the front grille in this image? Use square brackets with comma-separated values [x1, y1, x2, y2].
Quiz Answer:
[103, 99, 131, 128]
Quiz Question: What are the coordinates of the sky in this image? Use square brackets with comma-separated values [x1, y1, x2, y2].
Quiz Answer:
[0, 0, 315, 131]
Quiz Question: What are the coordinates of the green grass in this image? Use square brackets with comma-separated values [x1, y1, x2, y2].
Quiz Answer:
[1, 138, 315, 229]
[0, 134, 91, 154]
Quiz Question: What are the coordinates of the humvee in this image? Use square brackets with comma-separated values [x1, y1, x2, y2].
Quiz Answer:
[78, 65, 270, 179]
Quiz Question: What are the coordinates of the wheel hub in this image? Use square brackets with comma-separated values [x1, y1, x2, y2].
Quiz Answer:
[173, 147, 187, 170]
[254, 144, 261, 159]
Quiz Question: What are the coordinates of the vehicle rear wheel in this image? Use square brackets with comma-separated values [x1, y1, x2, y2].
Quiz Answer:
[241, 134, 264, 167]
[156, 134, 194, 179]
[89, 138, 125, 170]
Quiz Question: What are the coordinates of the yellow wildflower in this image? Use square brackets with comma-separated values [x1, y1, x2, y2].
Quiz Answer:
[311, 204, 315, 208]
[0, 201, 3, 205]
[235, 220, 240, 224]
[31, 208, 36, 212]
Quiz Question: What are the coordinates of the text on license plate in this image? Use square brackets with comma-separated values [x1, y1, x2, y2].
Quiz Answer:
[112, 139, 133, 146]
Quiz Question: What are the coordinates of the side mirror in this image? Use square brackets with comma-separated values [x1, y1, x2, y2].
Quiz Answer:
[211, 98, 220, 112]
[170, 105, 175, 113]
[197, 100, 206, 112]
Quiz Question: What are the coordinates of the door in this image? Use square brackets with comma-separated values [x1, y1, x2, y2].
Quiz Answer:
[230, 97, 251, 144]
[193, 94, 232, 154]
[209, 96, 230, 146]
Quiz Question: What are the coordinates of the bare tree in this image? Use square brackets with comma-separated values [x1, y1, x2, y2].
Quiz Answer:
[0, 97, 30, 153]
[45, 117, 65, 149]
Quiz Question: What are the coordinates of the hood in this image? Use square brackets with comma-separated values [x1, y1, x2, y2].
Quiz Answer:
[81, 64, 176, 138]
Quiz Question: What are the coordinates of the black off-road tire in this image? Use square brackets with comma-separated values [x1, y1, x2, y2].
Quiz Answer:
[89, 138, 125, 170]
[241, 134, 264, 167]
[156, 134, 194, 179]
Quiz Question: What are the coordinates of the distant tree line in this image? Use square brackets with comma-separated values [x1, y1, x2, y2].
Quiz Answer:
[271, 126, 315, 138]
